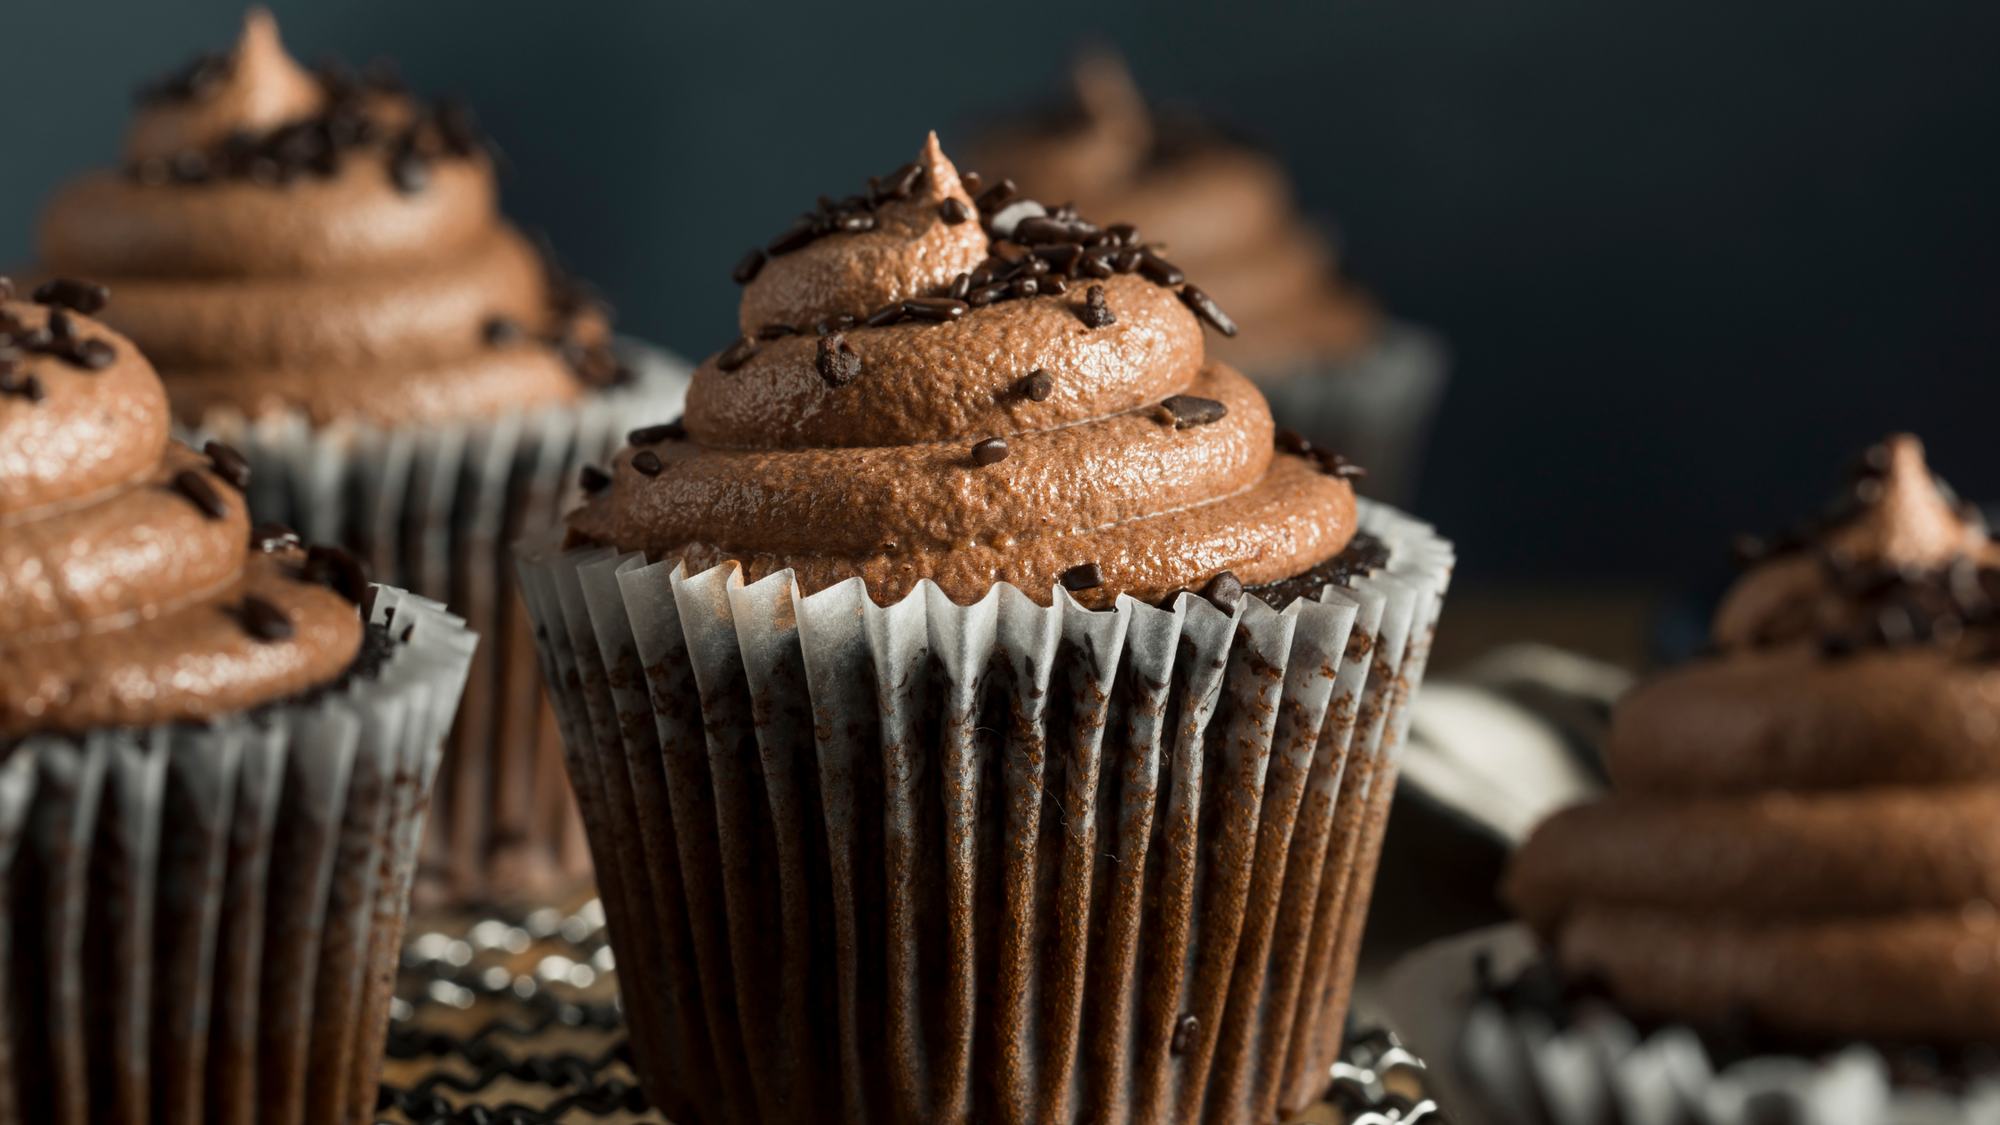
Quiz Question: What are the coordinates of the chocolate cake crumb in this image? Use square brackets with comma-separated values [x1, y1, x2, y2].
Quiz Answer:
[816, 333, 861, 386]
[1080, 285, 1116, 329]
[1060, 563, 1104, 591]
[1201, 571, 1244, 614]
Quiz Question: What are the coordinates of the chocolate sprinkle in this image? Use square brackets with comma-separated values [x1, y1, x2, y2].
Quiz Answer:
[756, 324, 796, 340]
[172, 469, 229, 519]
[238, 595, 294, 642]
[816, 333, 862, 387]
[1022, 369, 1054, 402]
[880, 161, 923, 201]
[629, 419, 686, 445]
[204, 440, 252, 491]
[482, 316, 522, 345]
[961, 172, 985, 196]
[1179, 284, 1240, 337]
[865, 302, 908, 329]
[0, 371, 44, 403]
[389, 146, 431, 194]
[303, 544, 368, 603]
[1137, 252, 1185, 287]
[948, 273, 972, 301]
[940, 197, 973, 225]
[816, 314, 857, 335]
[68, 339, 116, 370]
[903, 297, 969, 323]
[1313, 450, 1367, 479]
[1079, 285, 1116, 329]
[1275, 428, 1313, 457]
[733, 249, 767, 284]
[974, 177, 1018, 213]
[579, 464, 612, 494]
[631, 450, 664, 477]
[1060, 562, 1104, 592]
[1200, 571, 1244, 614]
[971, 436, 1009, 466]
[251, 523, 302, 553]
[1160, 395, 1228, 429]
[717, 336, 758, 372]
[33, 278, 109, 315]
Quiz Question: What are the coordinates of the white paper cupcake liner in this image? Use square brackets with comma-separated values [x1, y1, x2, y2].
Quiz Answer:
[1382, 923, 2000, 1125]
[1251, 321, 1450, 508]
[517, 500, 1453, 1125]
[0, 586, 476, 1125]
[181, 339, 690, 908]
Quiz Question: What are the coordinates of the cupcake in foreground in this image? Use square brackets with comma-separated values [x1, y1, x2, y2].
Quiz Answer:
[968, 50, 1447, 502]
[520, 133, 1453, 1125]
[1508, 433, 2000, 1040]
[32, 7, 688, 906]
[0, 278, 475, 1123]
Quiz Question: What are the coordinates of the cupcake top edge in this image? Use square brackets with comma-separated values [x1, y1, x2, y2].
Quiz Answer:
[566, 134, 1365, 609]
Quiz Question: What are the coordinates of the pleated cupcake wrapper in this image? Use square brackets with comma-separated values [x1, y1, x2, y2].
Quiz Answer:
[517, 499, 1453, 1125]
[0, 587, 477, 1125]
[180, 338, 691, 907]
[1252, 320, 1450, 508]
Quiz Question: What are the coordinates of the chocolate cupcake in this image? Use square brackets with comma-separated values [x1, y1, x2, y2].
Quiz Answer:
[968, 50, 1447, 503]
[1506, 434, 2000, 1042]
[30, 8, 688, 906]
[517, 134, 1454, 1125]
[0, 278, 476, 1123]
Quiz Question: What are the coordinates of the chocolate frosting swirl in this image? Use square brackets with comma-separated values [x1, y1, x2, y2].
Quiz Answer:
[969, 51, 1378, 374]
[1, 290, 361, 737]
[1506, 435, 2000, 1040]
[35, 8, 605, 427]
[568, 135, 1358, 608]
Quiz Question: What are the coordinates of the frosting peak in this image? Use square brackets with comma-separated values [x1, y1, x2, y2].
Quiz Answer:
[569, 135, 1359, 608]
[126, 7, 325, 166]
[739, 133, 985, 336]
[1714, 433, 1999, 652]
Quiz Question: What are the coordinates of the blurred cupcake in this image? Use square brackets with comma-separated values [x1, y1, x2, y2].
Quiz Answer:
[0, 277, 475, 1124]
[1385, 435, 2000, 1123]
[31, 8, 688, 907]
[969, 50, 1447, 503]
[518, 134, 1454, 1124]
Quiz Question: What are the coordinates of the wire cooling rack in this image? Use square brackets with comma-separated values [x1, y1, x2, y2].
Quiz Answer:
[374, 897, 1447, 1125]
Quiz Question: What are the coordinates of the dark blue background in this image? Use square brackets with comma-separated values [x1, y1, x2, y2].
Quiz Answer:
[6, 1, 1996, 581]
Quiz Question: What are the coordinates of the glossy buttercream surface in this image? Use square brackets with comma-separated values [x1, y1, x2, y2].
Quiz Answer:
[0, 295, 361, 737]
[36, 8, 594, 427]
[971, 52, 1377, 374]
[569, 135, 1358, 608]
[1506, 435, 2000, 1041]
